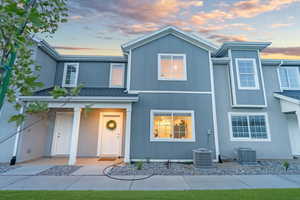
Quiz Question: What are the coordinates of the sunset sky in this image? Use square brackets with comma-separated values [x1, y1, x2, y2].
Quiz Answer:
[44, 0, 300, 59]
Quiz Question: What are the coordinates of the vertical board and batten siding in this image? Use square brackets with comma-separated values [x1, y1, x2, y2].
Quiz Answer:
[55, 62, 127, 88]
[130, 34, 211, 92]
[214, 63, 292, 159]
[230, 50, 266, 106]
[128, 34, 215, 160]
[131, 93, 215, 160]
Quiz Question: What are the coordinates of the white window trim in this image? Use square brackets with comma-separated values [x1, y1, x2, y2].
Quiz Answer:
[277, 67, 300, 91]
[228, 112, 271, 142]
[109, 63, 125, 88]
[235, 58, 260, 90]
[62, 63, 79, 87]
[150, 110, 195, 142]
[158, 54, 187, 81]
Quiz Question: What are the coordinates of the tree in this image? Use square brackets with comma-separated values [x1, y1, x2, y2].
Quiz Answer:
[0, 0, 70, 124]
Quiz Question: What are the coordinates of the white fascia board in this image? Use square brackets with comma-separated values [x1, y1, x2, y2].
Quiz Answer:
[19, 96, 139, 103]
[121, 26, 218, 52]
[273, 93, 300, 105]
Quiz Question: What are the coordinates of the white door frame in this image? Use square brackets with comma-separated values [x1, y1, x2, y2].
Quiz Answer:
[51, 112, 72, 156]
[97, 111, 124, 157]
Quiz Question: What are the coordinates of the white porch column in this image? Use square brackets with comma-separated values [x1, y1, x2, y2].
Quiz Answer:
[124, 108, 132, 163]
[68, 107, 81, 165]
[296, 109, 300, 130]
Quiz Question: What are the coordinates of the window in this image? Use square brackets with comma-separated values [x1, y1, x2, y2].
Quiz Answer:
[150, 110, 195, 142]
[235, 58, 259, 90]
[110, 63, 125, 88]
[62, 63, 79, 87]
[278, 67, 300, 90]
[229, 113, 270, 141]
[158, 54, 187, 80]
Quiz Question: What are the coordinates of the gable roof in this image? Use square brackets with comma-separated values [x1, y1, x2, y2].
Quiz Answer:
[121, 26, 218, 52]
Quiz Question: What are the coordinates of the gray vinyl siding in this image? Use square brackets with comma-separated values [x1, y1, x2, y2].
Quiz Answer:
[130, 34, 211, 92]
[214, 64, 292, 159]
[130, 93, 215, 160]
[55, 62, 127, 88]
[35, 47, 57, 89]
[230, 50, 266, 106]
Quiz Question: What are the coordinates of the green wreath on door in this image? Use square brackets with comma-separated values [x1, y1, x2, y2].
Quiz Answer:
[106, 120, 117, 130]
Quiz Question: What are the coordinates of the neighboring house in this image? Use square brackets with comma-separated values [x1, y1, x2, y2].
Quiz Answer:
[0, 26, 300, 165]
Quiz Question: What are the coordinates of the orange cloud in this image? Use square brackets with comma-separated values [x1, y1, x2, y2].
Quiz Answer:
[208, 34, 248, 43]
[271, 23, 294, 28]
[191, 0, 300, 24]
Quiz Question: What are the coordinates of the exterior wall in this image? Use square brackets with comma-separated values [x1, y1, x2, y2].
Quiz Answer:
[130, 93, 215, 160]
[35, 47, 57, 89]
[0, 102, 18, 163]
[130, 34, 211, 92]
[229, 50, 266, 106]
[214, 64, 292, 159]
[17, 113, 49, 162]
[55, 61, 127, 88]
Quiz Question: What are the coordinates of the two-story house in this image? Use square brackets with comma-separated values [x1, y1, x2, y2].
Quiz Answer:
[1, 26, 300, 165]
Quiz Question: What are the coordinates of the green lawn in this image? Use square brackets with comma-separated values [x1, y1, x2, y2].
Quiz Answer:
[1, 189, 300, 200]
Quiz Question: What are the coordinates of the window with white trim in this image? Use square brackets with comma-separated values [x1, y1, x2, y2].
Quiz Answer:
[279, 67, 300, 90]
[229, 113, 270, 141]
[151, 110, 195, 142]
[62, 63, 79, 87]
[110, 63, 125, 88]
[158, 54, 187, 80]
[236, 58, 259, 89]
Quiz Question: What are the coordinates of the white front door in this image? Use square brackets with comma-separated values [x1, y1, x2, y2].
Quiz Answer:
[98, 112, 123, 157]
[287, 114, 300, 155]
[52, 112, 73, 155]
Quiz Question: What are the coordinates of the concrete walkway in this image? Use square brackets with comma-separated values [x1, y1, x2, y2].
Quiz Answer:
[0, 175, 300, 190]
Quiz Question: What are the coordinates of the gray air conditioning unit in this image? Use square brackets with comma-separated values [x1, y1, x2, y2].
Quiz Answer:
[193, 148, 213, 168]
[238, 148, 257, 165]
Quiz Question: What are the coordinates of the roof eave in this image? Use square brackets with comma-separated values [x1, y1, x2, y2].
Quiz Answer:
[19, 96, 139, 103]
[214, 42, 272, 57]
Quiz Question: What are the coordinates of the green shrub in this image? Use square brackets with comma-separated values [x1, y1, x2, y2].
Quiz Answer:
[283, 161, 290, 171]
[135, 161, 143, 170]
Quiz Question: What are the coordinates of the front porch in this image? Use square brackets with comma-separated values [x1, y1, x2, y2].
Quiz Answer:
[13, 101, 134, 165]
[274, 91, 300, 156]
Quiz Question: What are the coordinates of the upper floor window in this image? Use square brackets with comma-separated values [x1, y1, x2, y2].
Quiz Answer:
[110, 63, 125, 88]
[229, 112, 270, 142]
[235, 58, 259, 90]
[150, 110, 195, 142]
[278, 67, 300, 90]
[62, 63, 79, 87]
[158, 54, 187, 81]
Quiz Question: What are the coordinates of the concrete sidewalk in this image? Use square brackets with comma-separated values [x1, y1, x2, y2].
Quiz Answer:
[0, 175, 300, 190]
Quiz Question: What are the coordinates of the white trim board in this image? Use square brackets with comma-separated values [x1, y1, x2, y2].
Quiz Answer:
[235, 58, 260, 90]
[97, 111, 124, 157]
[157, 53, 187, 81]
[109, 63, 125, 88]
[127, 90, 212, 94]
[149, 109, 196, 142]
[209, 50, 220, 160]
[228, 112, 271, 142]
[62, 63, 79, 88]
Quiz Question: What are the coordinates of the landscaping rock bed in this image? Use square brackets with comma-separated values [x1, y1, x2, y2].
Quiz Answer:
[37, 165, 82, 176]
[109, 160, 300, 176]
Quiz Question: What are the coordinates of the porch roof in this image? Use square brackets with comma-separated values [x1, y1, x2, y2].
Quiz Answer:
[274, 90, 300, 103]
[20, 87, 139, 103]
